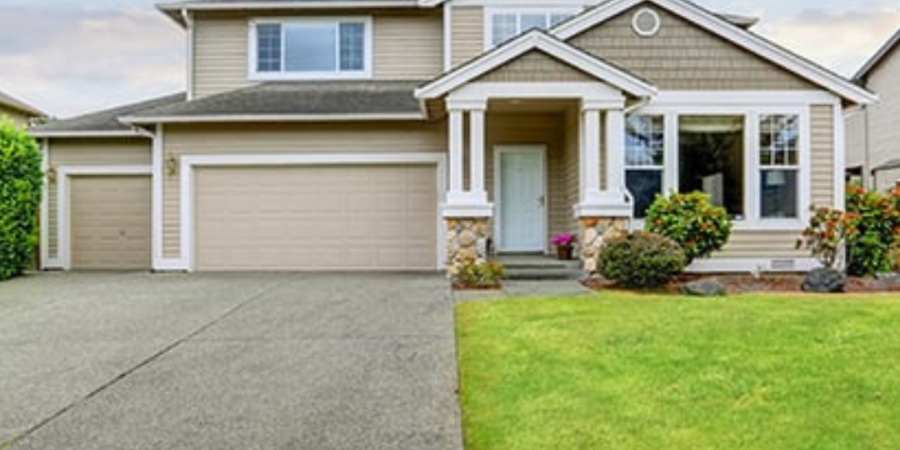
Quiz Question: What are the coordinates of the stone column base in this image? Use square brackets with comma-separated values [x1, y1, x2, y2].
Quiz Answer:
[579, 217, 629, 273]
[446, 218, 491, 276]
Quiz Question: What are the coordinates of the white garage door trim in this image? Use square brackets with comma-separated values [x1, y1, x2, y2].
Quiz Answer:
[56, 165, 152, 270]
[177, 153, 447, 272]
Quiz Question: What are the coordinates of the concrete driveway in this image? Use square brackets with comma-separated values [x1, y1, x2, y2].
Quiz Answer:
[0, 272, 461, 450]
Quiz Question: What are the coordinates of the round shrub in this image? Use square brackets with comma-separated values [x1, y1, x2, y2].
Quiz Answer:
[0, 120, 43, 281]
[598, 232, 686, 289]
[645, 191, 733, 264]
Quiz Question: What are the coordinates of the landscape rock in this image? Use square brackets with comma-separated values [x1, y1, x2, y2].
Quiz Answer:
[681, 279, 727, 297]
[802, 268, 846, 293]
[875, 272, 900, 285]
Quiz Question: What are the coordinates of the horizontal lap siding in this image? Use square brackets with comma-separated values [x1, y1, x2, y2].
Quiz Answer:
[0, 106, 29, 127]
[864, 44, 900, 184]
[811, 105, 835, 208]
[713, 231, 808, 260]
[193, 12, 444, 99]
[47, 138, 152, 259]
[451, 6, 483, 68]
[161, 122, 446, 259]
[374, 14, 443, 80]
[568, 5, 816, 90]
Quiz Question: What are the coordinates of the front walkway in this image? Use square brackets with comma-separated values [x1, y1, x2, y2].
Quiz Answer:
[0, 272, 461, 450]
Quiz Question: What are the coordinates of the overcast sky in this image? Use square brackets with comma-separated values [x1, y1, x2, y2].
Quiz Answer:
[1, 0, 899, 117]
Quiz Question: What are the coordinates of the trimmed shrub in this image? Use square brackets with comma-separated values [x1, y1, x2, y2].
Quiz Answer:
[454, 261, 506, 289]
[0, 120, 43, 281]
[645, 191, 733, 264]
[598, 232, 686, 289]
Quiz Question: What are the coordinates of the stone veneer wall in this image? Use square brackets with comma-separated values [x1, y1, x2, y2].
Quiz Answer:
[579, 217, 629, 272]
[446, 218, 491, 275]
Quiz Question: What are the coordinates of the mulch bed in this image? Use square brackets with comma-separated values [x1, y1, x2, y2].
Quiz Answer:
[583, 274, 900, 294]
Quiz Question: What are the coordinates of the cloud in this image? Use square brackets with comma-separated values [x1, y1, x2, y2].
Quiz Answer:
[0, 5, 184, 117]
[753, 8, 900, 77]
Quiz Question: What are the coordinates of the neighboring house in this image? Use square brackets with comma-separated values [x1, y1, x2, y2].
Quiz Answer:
[846, 27, 900, 191]
[0, 89, 44, 127]
[30, 0, 875, 274]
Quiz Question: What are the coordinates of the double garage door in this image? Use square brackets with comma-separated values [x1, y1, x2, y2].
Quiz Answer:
[194, 164, 439, 271]
[68, 165, 438, 271]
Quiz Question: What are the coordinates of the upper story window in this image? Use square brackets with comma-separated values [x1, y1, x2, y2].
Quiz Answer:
[251, 18, 372, 79]
[486, 9, 578, 48]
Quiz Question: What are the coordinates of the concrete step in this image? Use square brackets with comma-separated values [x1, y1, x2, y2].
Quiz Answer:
[504, 267, 584, 281]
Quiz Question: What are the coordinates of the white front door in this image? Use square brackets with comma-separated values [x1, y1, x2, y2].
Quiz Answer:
[497, 146, 546, 252]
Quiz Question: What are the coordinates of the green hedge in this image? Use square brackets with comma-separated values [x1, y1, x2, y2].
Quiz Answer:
[0, 120, 43, 281]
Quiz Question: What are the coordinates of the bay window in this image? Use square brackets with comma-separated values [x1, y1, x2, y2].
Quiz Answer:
[625, 115, 665, 218]
[252, 18, 370, 78]
[488, 10, 577, 47]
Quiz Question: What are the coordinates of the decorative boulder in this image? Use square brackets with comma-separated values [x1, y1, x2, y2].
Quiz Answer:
[681, 279, 727, 297]
[876, 272, 900, 285]
[802, 268, 846, 293]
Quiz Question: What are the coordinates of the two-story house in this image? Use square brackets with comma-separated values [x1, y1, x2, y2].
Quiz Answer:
[31, 0, 876, 274]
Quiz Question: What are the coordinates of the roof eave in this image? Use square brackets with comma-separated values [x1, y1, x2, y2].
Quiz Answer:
[854, 28, 900, 83]
[28, 130, 146, 139]
[120, 112, 427, 124]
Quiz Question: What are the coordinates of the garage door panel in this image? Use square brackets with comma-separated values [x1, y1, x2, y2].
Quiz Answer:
[195, 165, 438, 271]
[70, 176, 151, 270]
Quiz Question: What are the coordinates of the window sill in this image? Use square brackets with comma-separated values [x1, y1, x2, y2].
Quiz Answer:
[249, 71, 372, 82]
[632, 218, 806, 232]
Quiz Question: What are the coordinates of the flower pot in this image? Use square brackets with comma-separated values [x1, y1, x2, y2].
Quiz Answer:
[556, 246, 573, 261]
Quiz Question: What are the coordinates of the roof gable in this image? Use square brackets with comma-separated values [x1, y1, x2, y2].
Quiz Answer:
[0, 90, 44, 117]
[416, 30, 657, 100]
[855, 27, 900, 83]
[553, 0, 876, 105]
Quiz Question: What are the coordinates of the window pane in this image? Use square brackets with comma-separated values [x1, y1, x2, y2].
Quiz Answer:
[679, 115, 745, 218]
[550, 13, 574, 27]
[492, 14, 518, 46]
[521, 14, 547, 32]
[761, 170, 798, 218]
[626, 115, 664, 166]
[760, 114, 799, 167]
[285, 23, 337, 72]
[256, 23, 282, 72]
[339, 22, 365, 71]
[627, 170, 663, 219]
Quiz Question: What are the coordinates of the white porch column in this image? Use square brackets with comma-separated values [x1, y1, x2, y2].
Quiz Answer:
[469, 106, 487, 204]
[447, 108, 465, 203]
[579, 104, 603, 203]
[605, 108, 626, 196]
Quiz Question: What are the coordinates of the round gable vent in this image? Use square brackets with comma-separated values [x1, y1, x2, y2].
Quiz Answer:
[632, 8, 661, 37]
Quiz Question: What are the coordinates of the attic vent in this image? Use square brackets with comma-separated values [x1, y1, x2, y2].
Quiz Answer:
[770, 259, 797, 272]
[632, 8, 661, 37]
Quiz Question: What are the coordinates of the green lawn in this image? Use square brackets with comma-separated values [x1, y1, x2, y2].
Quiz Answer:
[456, 292, 900, 450]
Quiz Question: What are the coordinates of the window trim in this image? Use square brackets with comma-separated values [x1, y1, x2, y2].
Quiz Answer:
[248, 16, 374, 81]
[482, 7, 580, 50]
[627, 105, 811, 231]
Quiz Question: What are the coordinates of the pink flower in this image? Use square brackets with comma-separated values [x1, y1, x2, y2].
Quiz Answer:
[552, 233, 576, 247]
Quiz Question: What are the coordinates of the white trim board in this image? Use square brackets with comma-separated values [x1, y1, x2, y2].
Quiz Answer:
[29, 130, 146, 138]
[121, 113, 426, 124]
[175, 152, 447, 272]
[55, 165, 153, 271]
[39, 139, 57, 269]
[551, 0, 876, 105]
[688, 257, 821, 273]
[416, 30, 657, 100]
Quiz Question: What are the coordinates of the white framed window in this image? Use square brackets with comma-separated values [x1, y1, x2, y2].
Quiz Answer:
[759, 114, 801, 219]
[485, 8, 579, 49]
[625, 100, 812, 230]
[249, 17, 372, 80]
[625, 115, 665, 219]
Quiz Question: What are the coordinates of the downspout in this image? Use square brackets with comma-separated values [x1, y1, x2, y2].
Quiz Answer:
[182, 8, 194, 101]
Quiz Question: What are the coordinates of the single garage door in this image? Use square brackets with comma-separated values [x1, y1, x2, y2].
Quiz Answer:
[194, 164, 439, 271]
[70, 175, 151, 270]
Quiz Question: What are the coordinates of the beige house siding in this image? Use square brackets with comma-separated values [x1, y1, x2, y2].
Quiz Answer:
[713, 231, 809, 260]
[568, 5, 816, 91]
[161, 122, 445, 259]
[374, 13, 443, 79]
[46, 138, 152, 260]
[0, 105, 30, 127]
[848, 45, 900, 191]
[811, 105, 835, 208]
[476, 51, 595, 83]
[192, 12, 444, 98]
[451, 6, 484, 67]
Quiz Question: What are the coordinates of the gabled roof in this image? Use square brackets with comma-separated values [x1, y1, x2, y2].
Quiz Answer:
[158, 0, 421, 26]
[0, 90, 45, 117]
[30, 93, 185, 137]
[121, 81, 423, 124]
[416, 30, 658, 100]
[551, 0, 876, 105]
[854, 27, 900, 83]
